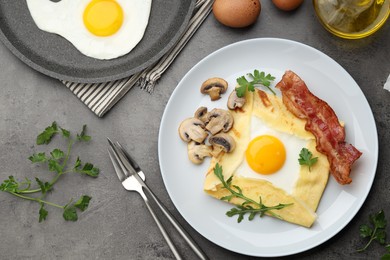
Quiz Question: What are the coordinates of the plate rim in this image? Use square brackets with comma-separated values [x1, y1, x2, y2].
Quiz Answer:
[158, 37, 378, 257]
[0, 0, 195, 83]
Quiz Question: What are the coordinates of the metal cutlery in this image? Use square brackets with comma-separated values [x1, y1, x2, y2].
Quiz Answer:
[107, 138, 208, 260]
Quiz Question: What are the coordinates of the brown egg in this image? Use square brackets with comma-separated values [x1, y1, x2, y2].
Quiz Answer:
[213, 0, 261, 28]
[272, 0, 303, 11]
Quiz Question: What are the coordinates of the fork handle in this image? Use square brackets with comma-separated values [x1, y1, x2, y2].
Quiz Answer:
[141, 193, 183, 260]
[142, 184, 209, 260]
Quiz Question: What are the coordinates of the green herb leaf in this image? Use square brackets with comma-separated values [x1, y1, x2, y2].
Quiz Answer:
[63, 206, 78, 221]
[359, 224, 372, 238]
[382, 254, 390, 260]
[35, 178, 51, 194]
[74, 157, 82, 169]
[39, 203, 48, 222]
[81, 163, 99, 177]
[0, 176, 19, 192]
[50, 148, 64, 160]
[77, 125, 91, 142]
[36, 122, 58, 145]
[48, 159, 62, 174]
[235, 70, 276, 98]
[357, 210, 388, 252]
[61, 128, 70, 138]
[74, 195, 91, 211]
[377, 230, 387, 245]
[250, 70, 275, 87]
[298, 148, 318, 171]
[371, 210, 387, 229]
[28, 152, 47, 163]
[74, 158, 100, 177]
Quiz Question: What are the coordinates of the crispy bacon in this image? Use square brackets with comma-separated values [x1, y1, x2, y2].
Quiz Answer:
[276, 70, 362, 185]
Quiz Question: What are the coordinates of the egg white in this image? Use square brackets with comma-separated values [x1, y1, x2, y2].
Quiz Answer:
[26, 0, 152, 60]
[235, 115, 308, 194]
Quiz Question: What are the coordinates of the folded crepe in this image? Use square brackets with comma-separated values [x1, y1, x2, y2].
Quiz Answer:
[203, 89, 330, 228]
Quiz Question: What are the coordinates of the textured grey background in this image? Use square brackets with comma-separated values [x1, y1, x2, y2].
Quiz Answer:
[0, 1, 389, 259]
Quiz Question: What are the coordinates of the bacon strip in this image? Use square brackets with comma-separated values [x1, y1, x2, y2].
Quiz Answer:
[276, 70, 362, 185]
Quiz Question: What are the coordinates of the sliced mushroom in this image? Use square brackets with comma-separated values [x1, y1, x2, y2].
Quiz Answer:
[178, 117, 208, 143]
[227, 89, 246, 110]
[205, 108, 234, 135]
[200, 77, 228, 101]
[209, 133, 236, 157]
[187, 141, 212, 164]
[194, 106, 209, 124]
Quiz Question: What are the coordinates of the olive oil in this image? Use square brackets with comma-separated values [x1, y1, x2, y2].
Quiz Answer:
[313, 0, 390, 39]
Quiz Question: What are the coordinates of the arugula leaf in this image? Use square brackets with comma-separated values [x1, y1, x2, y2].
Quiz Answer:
[213, 163, 292, 223]
[74, 195, 91, 211]
[63, 206, 78, 221]
[235, 70, 276, 98]
[39, 203, 48, 222]
[298, 148, 318, 171]
[36, 122, 58, 145]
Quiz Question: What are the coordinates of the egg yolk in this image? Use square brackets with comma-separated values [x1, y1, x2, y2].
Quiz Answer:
[83, 0, 123, 37]
[246, 135, 286, 175]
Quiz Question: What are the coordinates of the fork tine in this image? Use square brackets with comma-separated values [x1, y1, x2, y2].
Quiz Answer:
[116, 142, 141, 172]
[116, 142, 146, 181]
[107, 147, 126, 182]
[109, 140, 139, 177]
[107, 138, 131, 178]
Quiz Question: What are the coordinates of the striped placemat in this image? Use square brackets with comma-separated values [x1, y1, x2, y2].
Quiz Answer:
[62, 0, 213, 117]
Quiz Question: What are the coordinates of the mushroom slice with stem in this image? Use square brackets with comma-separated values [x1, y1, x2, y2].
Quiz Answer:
[187, 141, 212, 164]
[227, 89, 246, 110]
[200, 77, 228, 101]
[209, 133, 236, 157]
[194, 106, 209, 124]
[205, 108, 234, 135]
[178, 117, 208, 143]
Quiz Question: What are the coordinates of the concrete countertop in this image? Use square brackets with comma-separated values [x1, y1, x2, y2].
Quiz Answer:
[0, 1, 389, 259]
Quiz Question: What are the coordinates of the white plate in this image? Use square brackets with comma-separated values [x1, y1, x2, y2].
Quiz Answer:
[158, 38, 378, 257]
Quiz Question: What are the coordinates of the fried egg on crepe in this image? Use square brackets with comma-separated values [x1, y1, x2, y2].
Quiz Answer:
[204, 89, 330, 227]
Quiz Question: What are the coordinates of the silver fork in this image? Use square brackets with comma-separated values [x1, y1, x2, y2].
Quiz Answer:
[107, 138, 208, 260]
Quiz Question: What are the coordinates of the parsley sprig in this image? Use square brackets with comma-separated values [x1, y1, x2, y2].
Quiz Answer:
[357, 210, 388, 254]
[213, 163, 292, 223]
[236, 70, 276, 97]
[0, 122, 99, 222]
[298, 148, 318, 171]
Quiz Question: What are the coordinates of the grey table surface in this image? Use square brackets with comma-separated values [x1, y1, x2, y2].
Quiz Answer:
[0, 1, 389, 259]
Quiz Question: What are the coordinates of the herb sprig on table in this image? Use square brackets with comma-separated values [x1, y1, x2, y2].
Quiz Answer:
[0, 122, 99, 222]
[213, 163, 292, 223]
[357, 210, 390, 259]
[235, 70, 276, 97]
